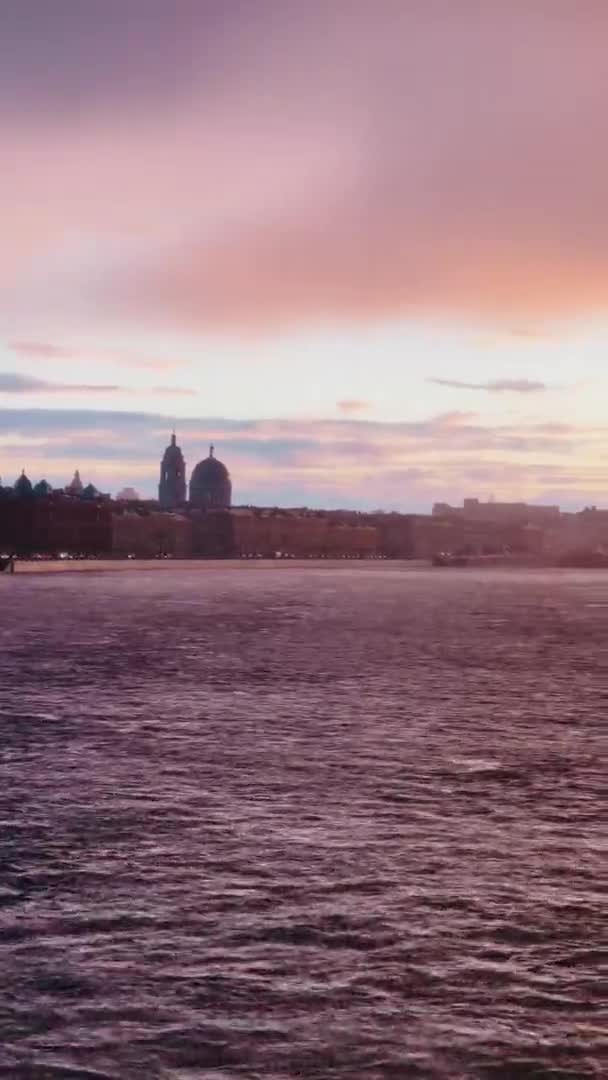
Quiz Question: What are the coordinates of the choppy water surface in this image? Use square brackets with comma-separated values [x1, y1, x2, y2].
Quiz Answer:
[1, 566, 606, 1079]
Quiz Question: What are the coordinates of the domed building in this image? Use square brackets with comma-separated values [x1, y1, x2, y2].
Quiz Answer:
[159, 432, 186, 508]
[189, 446, 232, 509]
[14, 470, 33, 497]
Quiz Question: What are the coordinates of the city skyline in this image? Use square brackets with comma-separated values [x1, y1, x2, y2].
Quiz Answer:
[2, 3, 608, 510]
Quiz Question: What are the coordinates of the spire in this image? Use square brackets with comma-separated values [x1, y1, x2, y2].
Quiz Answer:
[159, 432, 186, 508]
[209, 444, 215, 458]
[66, 469, 84, 495]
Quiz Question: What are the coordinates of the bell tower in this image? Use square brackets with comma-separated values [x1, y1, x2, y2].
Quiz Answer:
[158, 432, 187, 508]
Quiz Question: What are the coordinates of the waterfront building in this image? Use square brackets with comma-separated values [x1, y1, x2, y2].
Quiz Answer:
[66, 470, 84, 496]
[0, 490, 112, 555]
[7, 434, 608, 563]
[14, 470, 33, 497]
[112, 507, 192, 558]
[158, 432, 187, 508]
[189, 445, 232, 509]
[432, 498, 561, 525]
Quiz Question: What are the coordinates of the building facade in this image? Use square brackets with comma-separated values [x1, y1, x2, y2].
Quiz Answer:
[0, 492, 112, 555]
[432, 498, 561, 525]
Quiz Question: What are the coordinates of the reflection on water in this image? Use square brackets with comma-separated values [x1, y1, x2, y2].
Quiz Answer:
[0, 567, 605, 1078]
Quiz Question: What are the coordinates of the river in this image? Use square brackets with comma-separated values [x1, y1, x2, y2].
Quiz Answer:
[0, 566, 605, 1078]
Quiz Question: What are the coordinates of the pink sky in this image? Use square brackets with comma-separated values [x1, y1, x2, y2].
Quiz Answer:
[2, 2, 608, 507]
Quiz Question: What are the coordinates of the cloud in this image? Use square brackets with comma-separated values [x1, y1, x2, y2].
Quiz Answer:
[427, 378, 548, 393]
[2, 406, 607, 510]
[8, 342, 70, 360]
[337, 399, 371, 415]
[8, 341, 183, 371]
[3, 4, 608, 332]
[0, 373, 195, 397]
[0, 373, 125, 394]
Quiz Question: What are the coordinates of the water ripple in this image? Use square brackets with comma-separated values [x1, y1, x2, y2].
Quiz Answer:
[1, 567, 606, 1078]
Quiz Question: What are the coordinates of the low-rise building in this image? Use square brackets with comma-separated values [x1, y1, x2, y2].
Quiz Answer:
[112, 508, 192, 557]
[433, 498, 561, 525]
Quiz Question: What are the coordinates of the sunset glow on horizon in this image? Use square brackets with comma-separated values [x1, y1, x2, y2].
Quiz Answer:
[2, 1, 608, 508]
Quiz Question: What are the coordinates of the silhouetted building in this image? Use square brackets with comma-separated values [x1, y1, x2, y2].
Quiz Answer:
[14, 470, 33, 497]
[0, 492, 112, 555]
[189, 445, 232, 508]
[236, 509, 376, 558]
[66, 469, 84, 496]
[112, 506, 192, 557]
[159, 432, 187, 508]
[432, 498, 560, 525]
[9, 433, 608, 565]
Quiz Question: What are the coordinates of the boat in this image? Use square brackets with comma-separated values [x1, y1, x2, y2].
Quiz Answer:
[432, 552, 469, 567]
[558, 548, 608, 568]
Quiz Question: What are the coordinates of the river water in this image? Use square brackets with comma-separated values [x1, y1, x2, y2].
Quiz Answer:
[0, 566, 605, 1079]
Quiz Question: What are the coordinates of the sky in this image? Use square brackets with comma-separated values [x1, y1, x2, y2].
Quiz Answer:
[2, 0, 608, 510]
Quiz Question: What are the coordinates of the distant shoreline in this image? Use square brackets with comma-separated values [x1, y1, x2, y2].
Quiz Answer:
[4, 557, 595, 576]
[10, 558, 420, 575]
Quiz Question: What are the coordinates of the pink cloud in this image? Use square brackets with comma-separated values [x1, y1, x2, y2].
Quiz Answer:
[3, 405, 608, 509]
[3, 4, 608, 332]
[337, 400, 371, 415]
[8, 341, 184, 371]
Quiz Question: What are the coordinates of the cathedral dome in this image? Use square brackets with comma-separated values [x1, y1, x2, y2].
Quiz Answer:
[14, 470, 33, 497]
[189, 446, 232, 508]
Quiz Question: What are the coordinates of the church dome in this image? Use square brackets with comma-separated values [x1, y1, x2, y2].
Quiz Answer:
[189, 446, 232, 508]
[14, 470, 33, 497]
